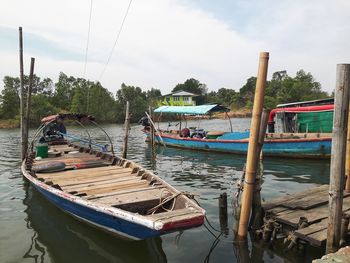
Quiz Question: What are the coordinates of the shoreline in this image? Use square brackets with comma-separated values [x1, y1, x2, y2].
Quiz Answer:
[0, 110, 252, 129]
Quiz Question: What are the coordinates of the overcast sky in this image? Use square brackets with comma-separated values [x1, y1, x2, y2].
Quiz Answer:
[0, 0, 349, 94]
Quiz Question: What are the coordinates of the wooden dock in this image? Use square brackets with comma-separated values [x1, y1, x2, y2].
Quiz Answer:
[262, 185, 350, 246]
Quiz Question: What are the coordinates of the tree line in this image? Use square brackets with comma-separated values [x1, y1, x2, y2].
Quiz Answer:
[0, 69, 331, 126]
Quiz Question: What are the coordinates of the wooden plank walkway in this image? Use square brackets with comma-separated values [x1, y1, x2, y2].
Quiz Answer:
[262, 185, 350, 246]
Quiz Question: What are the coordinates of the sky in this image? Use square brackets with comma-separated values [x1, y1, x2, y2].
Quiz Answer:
[0, 0, 349, 95]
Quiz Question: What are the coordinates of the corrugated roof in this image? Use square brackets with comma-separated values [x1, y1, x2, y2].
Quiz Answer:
[154, 105, 229, 115]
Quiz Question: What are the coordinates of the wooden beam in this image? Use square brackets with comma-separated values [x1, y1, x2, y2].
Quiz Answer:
[326, 64, 350, 254]
[19, 27, 26, 161]
[122, 101, 130, 159]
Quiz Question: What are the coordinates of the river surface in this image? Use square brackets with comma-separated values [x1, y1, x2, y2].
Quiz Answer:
[0, 118, 331, 263]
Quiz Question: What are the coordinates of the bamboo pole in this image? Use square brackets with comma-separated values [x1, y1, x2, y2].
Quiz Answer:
[249, 109, 269, 229]
[122, 101, 130, 159]
[236, 52, 269, 240]
[345, 104, 350, 192]
[19, 27, 26, 161]
[326, 64, 350, 254]
[24, 57, 35, 157]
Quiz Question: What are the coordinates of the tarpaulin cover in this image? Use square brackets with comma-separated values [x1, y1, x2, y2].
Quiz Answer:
[296, 111, 333, 133]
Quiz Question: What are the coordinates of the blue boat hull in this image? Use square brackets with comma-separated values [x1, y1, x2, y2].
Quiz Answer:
[32, 184, 160, 240]
[146, 133, 331, 158]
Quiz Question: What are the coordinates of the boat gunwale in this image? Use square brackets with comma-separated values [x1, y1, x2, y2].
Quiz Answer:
[143, 130, 332, 143]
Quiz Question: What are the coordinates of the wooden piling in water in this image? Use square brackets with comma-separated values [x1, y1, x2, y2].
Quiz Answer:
[23, 57, 35, 157]
[219, 192, 228, 233]
[19, 27, 27, 161]
[345, 104, 350, 193]
[122, 101, 130, 159]
[326, 64, 350, 254]
[250, 109, 269, 229]
[237, 52, 269, 240]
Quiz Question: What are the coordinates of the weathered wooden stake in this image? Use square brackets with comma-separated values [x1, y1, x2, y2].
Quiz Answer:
[345, 104, 350, 192]
[326, 64, 350, 254]
[237, 52, 269, 240]
[122, 101, 130, 159]
[23, 57, 35, 157]
[19, 27, 26, 161]
[219, 192, 228, 233]
[250, 109, 269, 229]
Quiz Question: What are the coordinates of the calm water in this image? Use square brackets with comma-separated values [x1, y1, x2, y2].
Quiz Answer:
[0, 119, 330, 263]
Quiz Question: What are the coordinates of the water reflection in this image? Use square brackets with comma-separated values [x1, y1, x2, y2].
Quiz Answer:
[22, 183, 167, 263]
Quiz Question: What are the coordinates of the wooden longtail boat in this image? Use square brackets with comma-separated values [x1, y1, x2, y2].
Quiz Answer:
[22, 114, 205, 240]
[141, 105, 332, 158]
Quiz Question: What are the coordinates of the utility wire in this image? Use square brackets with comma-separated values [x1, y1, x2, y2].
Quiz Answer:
[84, 0, 93, 77]
[99, 0, 133, 80]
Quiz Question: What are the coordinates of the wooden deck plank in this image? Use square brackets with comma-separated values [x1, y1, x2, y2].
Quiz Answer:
[82, 183, 154, 196]
[294, 219, 328, 246]
[43, 168, 132, 182]
[34, 153, 98, 163]
[95, 188, 167, 206]
[67, 180, 149, 195]
[85, 186, 166, 200]
[275, 196, 350, 227]
[146, 208, 200, 221]
[281, 191, 350, 210]
[55, 173, 138, 187]
[36, 166, 128, 179]
[61, 176, 145, 191]
[262, 185, 329, 210]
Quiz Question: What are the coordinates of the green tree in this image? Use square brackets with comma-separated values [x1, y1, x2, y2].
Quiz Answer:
[172, 78, 207, 105]
[116, 83, 148, 122]
[0, 76, 20, 119]
[53, 72, 75, 110]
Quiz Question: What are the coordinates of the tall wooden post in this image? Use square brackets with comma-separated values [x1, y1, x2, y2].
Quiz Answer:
[345, 104, 350, 192]
[237, 52, 269, 240]
[19, 27, 26, 161]
[122, 101, 130, 159]
[24, 57, 35, 156]
[326, 64, 350, 254]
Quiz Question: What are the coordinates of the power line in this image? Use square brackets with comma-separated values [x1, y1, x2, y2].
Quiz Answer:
[99, 0, 133, 80]
[83, 0, 93, 78]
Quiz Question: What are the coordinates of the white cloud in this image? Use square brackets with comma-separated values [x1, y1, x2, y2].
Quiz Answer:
[0, 0, 349, 95]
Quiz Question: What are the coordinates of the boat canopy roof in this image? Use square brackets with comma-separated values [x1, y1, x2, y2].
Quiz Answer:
[154, 104, 229, 115]
[276, 98, 334, 108]
[41, 113, 95, 123]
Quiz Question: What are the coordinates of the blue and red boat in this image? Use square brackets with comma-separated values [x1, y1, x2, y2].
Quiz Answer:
[142, 103, 333, 158]
[22, 114, 205, 240]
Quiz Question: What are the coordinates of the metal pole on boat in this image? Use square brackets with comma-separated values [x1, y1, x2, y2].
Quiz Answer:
[237, 52, 269, 240]
[326, 64, 350, 254]
[122, 101, 130, 158]
[19, 27, 26, 161]
[24, 57, 35, 156]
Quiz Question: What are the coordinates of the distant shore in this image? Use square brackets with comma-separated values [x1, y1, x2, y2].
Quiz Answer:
[0, 119, 20, 129]
[0, 109, 252, 129]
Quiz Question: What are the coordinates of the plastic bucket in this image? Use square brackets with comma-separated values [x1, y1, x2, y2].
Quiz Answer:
[36, 143, 49, 158]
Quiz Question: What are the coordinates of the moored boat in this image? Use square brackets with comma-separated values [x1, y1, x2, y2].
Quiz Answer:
[141, 104, 332, 158]
[22, 114, 205, 240]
